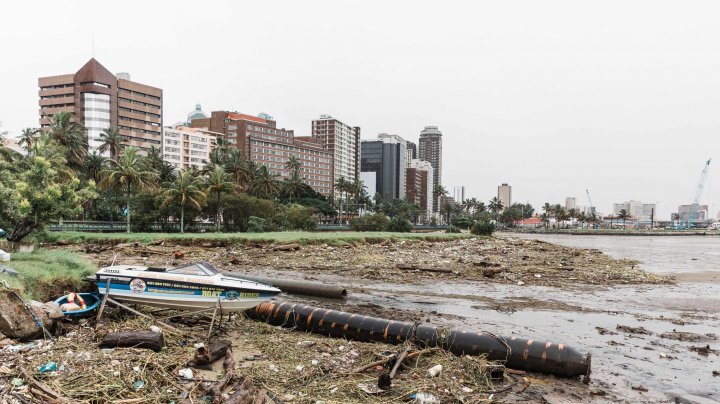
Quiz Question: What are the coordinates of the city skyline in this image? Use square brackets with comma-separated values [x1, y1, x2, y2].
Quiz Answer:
[2, 0, 720, 219]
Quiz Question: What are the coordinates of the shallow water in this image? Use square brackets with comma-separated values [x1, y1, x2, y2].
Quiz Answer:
[509, 233, 720, 274]
[274, 234, 720, 402]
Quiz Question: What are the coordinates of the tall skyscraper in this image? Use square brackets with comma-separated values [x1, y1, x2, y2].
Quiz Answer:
[453, 186, 465, 204]
[418, 126, 442, 211]
[498, 183, 512, 210]
[38, 58, 163, 156]
[360, 134, 408, 202]
[311, 115, 360, 199]
[565, 197, 576, 211]
[405, 141, 417, 166]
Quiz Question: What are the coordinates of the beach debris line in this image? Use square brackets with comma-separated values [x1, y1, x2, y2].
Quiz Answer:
[247, 301, 591, 379]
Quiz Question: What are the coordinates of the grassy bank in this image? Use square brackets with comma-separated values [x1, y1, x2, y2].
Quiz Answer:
[38, 231, 469, 245]
[0, 250, 95, 301]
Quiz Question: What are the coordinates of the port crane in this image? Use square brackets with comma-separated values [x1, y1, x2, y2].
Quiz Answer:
[684, 159, 711, 229]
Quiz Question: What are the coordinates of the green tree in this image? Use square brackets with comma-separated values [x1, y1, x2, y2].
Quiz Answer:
[100, 147, 158, 233]
[47, 111, 88, 167]
[0, 156, 97, 242]
[617, 209, 632, 227]
[17, 128, 39, 152]
[83, 151, 108, 185]
[542, 202, 553, 229]
[205, 164, 235, 231]
[488, 197, 504, 223]
[248, 165, 280, 199]
[98, 127, 124, 160]
[162, 169, 207, 233]
[283, 156, 304, 201]
[553, 205, 567, 229]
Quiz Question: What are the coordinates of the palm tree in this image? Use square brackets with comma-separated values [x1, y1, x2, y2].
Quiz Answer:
[162, 169, 207, 233]
[47, 111, 87, 166]
[617, 209, 632, 228]
[567, 208, 578, 228]
[225, 150, 255, 189]
[98, 128, 124, 160]
[553, 205, 567, 229]
[250, 165, 280, 199]
[145, 145, 163, 166]
[283, 156, 304, 201]
[334, 177, 349, 221]
[17, 128, 39, 151]
[100, 147, 158, 233]
[488, 197, 504, 223]
[83, 151, 107, 184]
[542, 202, 553, 229]
[205, 164, 235, 231]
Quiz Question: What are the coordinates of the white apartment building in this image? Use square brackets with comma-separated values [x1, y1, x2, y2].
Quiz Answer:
[612, 200, 656, 221]
[565, 197, 576, 211]
[498, 183, 512, 211]
[162, 125, 220, 170]
[311, 115, 360, 198]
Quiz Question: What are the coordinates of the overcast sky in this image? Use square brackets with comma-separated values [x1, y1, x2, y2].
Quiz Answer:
[2, 0, 719, 219]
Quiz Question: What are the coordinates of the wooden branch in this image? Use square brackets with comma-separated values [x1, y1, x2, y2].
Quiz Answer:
[208, 347, 235, 404]
[396, 264, 453, 274]
[189, 340, 232, 368]
[390, 346, 412, 378]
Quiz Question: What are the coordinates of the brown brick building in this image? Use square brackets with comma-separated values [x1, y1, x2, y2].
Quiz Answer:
[38, 58, 163, 155]
[192, 112, 333, 196]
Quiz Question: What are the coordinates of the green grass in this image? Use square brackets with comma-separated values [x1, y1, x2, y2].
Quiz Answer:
[38, 231, 469, 246]
[0, 249, 96, 302]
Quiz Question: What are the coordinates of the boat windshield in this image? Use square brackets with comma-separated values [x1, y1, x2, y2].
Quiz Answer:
[166, 262, 218, 276]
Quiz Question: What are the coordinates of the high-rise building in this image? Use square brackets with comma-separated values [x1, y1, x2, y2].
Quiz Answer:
[453, 186, 465, 204]
[311, 115, 360, 198]
[360, 135, 408, 202]
[676, 204, 708, 223]
[418, 126, 442, 211]
[191, 111, 333, 196]
[498, 183, 512, 210]
[407, 159, 434, 220]
[565, 197, 576, 211]
[162, 125, 221, 170]
[405, 141, 417, 166]
[38, 58, 163, 156]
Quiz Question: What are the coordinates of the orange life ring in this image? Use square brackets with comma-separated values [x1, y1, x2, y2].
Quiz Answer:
[67, 293, 86, 310]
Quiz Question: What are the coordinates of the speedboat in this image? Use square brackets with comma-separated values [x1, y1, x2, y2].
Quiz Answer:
[94, 261, 281, 313]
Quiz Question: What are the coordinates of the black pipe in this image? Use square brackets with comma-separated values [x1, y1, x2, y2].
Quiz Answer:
[222, 273, 347, 299]
[247, 301, 591, 379]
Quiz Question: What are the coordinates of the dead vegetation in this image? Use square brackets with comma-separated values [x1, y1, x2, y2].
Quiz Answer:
[72, 236, 673, 288]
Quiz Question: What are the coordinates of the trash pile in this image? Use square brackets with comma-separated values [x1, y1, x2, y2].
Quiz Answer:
[0, 313, 530, 403]
[74, 236, 673, 288]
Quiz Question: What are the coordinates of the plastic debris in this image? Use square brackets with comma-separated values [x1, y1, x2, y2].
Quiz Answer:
[0, 250, 10, 262]
[11, 378, 24, 387]
[133, 380, 145, 391]
[149, 325, 162, 333]
[410, 392, 440, 403]
[427, 364, 443, 377]
[39, 361, 58, 373]
[178, 368, 193, 380]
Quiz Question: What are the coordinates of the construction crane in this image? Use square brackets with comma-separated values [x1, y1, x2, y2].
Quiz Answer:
[686, 159, 711, 229]
[585, 189, 596, 228]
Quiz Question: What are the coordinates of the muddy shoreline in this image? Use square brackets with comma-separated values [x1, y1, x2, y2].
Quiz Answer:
[5, 234, 717, 403]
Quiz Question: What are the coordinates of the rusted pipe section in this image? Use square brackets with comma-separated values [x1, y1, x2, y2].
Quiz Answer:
[222, 273, 347, 299]
[247, 301, 591, 379]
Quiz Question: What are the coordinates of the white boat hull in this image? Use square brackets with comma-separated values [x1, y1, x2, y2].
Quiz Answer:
[95, 262, 281, 313]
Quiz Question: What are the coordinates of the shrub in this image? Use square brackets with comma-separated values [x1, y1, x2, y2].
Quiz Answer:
[451, 216, 473, 230]
[446, 225, 461, 233]
[284, 204, 317, 231]
[386, 217, 413, 232]
[471, 222, 495, 236]
[247, 216, 266, 233]
[350, 213, 388, 231]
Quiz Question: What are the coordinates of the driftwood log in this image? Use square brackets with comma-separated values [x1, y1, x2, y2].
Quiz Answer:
[396, 264, 453, 274]
[225, 377, 255, 404]
[189, 340, 232, 367]
[99, 331, 165, 352]
[207, 347, 235, 403]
